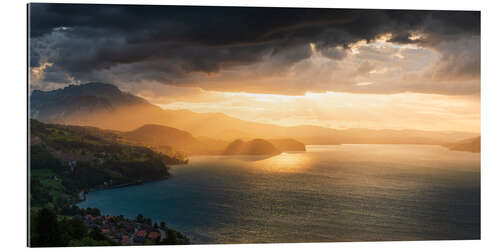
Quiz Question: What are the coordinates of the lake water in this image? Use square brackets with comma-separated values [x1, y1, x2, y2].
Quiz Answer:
[77, 144, 480, 243]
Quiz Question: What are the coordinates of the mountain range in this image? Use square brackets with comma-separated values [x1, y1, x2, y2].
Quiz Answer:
[444, 136, 481, 153]
[30, 82, 479, 148]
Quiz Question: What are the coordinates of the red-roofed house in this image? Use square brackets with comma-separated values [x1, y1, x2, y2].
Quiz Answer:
[148, 232, 159, 239]
[121, 235, 130, 245]
[136, 230, 146, 238]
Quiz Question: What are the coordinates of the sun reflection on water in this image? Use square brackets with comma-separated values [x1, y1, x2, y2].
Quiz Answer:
[252, 152, 312, 173]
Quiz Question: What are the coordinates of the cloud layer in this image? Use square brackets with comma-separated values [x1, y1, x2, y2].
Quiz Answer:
[29, 4, 480, 95]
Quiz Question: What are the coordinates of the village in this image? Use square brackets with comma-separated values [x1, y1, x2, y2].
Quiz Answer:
[62, 158, 189, 245]
[78, 213, 168, 245]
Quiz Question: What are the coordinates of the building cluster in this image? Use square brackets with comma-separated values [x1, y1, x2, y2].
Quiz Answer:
[79, 214, 163, 245]
[67, 160, 77, 172]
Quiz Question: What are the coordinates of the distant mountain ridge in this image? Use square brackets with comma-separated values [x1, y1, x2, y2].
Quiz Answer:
[30, 83, 150, 123]
[31, 82, 147, 107]
[120, 124, 204, 154]
[29, 82, 479, 146]
[123, 124, 197, 146]
[268, 139, 306, 151]
[120, 124, 306, 155]
[444, 136, 481, 153]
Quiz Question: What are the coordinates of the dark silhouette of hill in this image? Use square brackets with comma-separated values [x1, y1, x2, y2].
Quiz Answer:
[30, 82, 153, 126]
[444, 136, 480, 153]
[268, 139, 306, 151]
[30, 82, 479, 146]
[121, 123, 306, 155]
[29, 119, 187, 189]
[223, 139, 281, 156]
[31, 82, 147, 108]
[120, 124, 226, 155]
[122, 124, 198, 148]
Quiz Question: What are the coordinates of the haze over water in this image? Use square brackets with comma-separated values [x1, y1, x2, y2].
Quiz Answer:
[78, 144, 480, 243]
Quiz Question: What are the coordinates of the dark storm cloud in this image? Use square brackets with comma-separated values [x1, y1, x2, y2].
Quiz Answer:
[29, 49, 40, 67]
[29, 3, 480, 92]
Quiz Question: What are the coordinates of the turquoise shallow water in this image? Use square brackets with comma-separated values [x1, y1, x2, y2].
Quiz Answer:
[77, 144, 480, 244]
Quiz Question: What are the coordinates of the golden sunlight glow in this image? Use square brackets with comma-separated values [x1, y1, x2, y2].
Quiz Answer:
[409, 31, 426, 41]
[157, 90, 480, 133]
[355, 82, 374, 86]
[31, 62, 53, 79]
[349, 40, 366, 54]
[254, 152, 313, 173]
[123, 29, 478, 136]
[309, 43, 318, 53]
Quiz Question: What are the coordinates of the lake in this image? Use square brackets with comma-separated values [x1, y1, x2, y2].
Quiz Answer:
[77, 144, 480, 244]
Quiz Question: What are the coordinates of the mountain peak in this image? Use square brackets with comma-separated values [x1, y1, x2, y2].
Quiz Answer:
[30, 82, 152, 123]
[62, 82, 122, 96]
[31, 82, 119, 95]
[31, 82, 148, 105]
[79, 82, 117, 88]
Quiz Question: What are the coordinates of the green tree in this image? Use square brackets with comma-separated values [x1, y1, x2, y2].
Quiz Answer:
[65, 217, 87, 240]
[32, 208, 62, 247]
[136, 213, 144, 223]
[89, 227, 107, 242]
[68, 237, 116, 247]
[86, 207, 101, 216]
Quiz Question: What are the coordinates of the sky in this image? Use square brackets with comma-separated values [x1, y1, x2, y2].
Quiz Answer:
[29, 4, 481, 132]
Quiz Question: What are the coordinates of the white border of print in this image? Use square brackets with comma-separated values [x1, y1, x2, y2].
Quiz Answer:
[1, 0, 499, 250]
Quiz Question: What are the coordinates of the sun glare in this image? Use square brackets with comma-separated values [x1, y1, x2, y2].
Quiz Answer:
[255, 152, 312, 173]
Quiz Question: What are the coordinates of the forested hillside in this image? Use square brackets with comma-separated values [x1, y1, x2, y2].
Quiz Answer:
[29, 119, 189, 246]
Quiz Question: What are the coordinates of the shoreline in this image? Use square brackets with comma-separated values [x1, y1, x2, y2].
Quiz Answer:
[79, 160, 190, 199]
[77, 176, 171, 203]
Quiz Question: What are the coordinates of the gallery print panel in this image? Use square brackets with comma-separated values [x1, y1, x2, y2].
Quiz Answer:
[28, 3, 480, 247]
